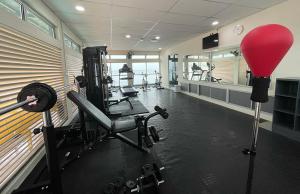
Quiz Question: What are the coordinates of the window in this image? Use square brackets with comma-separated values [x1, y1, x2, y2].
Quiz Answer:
[132, 55, 145, 59]
[0, 25, 67, 189]
[147, 62, 159, 84]
[71, 41, 80, 52]
[26, 7, 55, 38]
[146, 55, 159, 59]
[64, 36, 72, 48]
[188, 55, 199, 59]
[0, 0, 56, 38]
[132, 63, 146, 85]
[110, 55, 127, 59]
[0, 0, 22, 19]
[64, 34, 81, 53]
[110, 63, 127, 87]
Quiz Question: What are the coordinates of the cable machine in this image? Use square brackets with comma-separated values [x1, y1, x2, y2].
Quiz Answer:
[82, 46, 107, 113]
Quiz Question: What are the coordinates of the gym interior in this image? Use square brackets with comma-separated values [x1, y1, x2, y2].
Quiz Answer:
[0, 0, 300, 194]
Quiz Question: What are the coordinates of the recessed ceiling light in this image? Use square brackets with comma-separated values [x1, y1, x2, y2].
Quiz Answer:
[125, 34, 131, 39]
[155, 36, 160, 40]
[212, 21, 219, 26]
[75, 5, 85, 12]
[139, 38, 144, 42]
[158, 48, 162, 50]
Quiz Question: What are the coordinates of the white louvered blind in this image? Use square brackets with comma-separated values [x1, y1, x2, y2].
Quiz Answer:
[65, 51, 83, 114]
[0, 25, 68, 189]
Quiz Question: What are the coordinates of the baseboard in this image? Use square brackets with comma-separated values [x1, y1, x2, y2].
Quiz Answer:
[180, 91, 273, 122]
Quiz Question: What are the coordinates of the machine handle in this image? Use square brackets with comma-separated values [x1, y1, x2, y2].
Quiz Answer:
[154, 106, 169, 119]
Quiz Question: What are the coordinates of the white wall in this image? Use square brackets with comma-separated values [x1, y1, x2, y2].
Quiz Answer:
[161, 0, 300, 88]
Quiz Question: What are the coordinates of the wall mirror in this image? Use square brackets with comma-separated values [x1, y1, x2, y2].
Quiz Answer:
[182, 46, 274, 89]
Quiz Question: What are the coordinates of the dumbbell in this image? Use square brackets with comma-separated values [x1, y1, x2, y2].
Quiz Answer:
[129, 164, 165, 193]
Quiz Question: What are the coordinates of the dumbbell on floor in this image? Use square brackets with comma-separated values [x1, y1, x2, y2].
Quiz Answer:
[128, 164, 165, 193]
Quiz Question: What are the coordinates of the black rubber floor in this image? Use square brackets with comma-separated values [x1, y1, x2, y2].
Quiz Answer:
[21, 89, 300, 194]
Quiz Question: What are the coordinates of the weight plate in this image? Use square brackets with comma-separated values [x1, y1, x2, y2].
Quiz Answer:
[125, 180, 136, 189]
[17, 82, 57, 112]
[141, 164, 154, 177]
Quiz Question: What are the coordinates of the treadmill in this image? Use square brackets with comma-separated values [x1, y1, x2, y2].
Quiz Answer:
[119, 64, 139, 97]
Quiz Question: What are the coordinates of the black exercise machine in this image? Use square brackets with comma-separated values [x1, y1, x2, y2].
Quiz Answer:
[0, 81, 168, 194]
[67, 90, 168, 153]
[82, 47, 135, 115]
[191, 63, 203, 81]
[119, 64, 139, 97]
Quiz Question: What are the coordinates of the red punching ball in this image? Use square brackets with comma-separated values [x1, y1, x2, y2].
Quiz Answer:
[240, 24, 293, 102]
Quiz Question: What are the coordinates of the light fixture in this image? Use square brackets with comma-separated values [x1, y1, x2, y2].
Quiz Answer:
[155, 36, 160, 40]
[75, 5, 85, 12]
[158, 48, 162, 50]
[212, 20, 219, 26]
[139, 38, 144, 42]
[125, 34, 131, 39]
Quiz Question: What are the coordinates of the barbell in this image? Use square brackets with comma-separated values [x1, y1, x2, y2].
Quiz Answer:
[0, 82, 57, 115]
[0, 75, 87, 115]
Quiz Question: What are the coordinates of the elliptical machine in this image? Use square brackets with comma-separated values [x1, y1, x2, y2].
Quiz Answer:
[154, 70, 164, 89]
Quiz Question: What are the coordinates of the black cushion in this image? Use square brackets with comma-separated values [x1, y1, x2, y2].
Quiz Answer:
[112, 119, 136, 132]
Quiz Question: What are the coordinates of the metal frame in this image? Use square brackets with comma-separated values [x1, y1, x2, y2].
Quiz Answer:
[12, 111, 63, 194]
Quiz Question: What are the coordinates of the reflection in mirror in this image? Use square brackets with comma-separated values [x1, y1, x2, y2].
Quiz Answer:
[182, 47, 274, 88]
[183, 54, 210, 81]
[211, 48, 240, 84]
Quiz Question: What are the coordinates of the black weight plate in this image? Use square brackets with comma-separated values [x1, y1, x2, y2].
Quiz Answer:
[141, 164, 154, 177]
[32, 82, 57, 111]
[125, 180, 136, 189]
[37, 82, 57, 111]
[17, 82, 57, 112]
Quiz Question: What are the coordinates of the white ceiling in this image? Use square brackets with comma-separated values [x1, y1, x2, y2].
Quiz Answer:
[43, 0, 287, 51]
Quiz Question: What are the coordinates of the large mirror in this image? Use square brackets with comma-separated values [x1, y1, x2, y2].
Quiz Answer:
[183, 46, 274, 89]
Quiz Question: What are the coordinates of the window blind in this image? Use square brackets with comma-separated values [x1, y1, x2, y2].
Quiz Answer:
[65, 51, 83, 115]
[0, 25, 67, 189]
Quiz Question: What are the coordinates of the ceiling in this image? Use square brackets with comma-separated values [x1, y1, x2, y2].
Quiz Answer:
[43, 0, 287, 51]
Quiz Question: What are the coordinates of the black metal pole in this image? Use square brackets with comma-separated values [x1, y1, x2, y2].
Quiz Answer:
[42, 111, 63, 194]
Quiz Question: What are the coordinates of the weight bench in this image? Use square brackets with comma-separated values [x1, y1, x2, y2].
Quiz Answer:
[67, 91, 168, 153]
[105, 96, 133, 109]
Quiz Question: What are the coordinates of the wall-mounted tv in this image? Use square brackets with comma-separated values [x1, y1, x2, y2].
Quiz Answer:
[202, 33, 219, 49]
